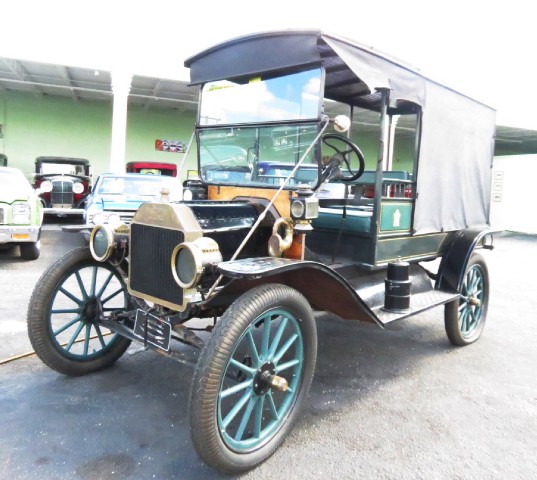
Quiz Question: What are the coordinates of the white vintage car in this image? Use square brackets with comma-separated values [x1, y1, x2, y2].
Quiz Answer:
[0, 167, 43, 260]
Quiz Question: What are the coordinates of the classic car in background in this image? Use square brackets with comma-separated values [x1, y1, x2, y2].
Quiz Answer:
[126, 161, 178, 176]
[0, 166, 43, 260]
[34, 156, 92, 216]
[84, 173, 183, 229]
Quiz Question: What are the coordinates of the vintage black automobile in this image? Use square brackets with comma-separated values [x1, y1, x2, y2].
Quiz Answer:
[34, 156, 92, 216]
[27, 30, 496, 474]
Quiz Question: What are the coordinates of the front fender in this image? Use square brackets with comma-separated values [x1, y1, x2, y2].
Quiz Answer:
[209, 257, 382, 327]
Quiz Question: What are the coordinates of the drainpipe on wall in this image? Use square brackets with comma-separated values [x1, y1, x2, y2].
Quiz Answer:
[109, 70, 132, 173]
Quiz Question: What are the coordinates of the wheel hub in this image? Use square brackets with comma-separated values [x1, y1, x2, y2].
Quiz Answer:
[468, 295, 481, 307]
[82, 296, 103, 323]
[253, 362, 288, 395]
[253, 362, 276, 395]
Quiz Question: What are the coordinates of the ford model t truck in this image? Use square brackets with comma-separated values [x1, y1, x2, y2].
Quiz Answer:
[27, 30, 496, 474]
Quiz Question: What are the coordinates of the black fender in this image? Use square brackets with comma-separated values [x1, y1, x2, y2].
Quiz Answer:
[436, 228, 495, 293]
[208, 257, 383, 327]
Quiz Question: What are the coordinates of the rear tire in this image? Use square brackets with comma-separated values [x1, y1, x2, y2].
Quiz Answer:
[445, 253, 489, 346]
[27, 247, 131, 375]
[190, 283, 317, 474]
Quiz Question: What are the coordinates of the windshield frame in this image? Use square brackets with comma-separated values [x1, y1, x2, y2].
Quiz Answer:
[198, 68, 325, 127]
[195, 67, 327, 191]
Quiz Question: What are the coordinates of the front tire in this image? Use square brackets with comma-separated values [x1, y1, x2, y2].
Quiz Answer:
[190, 284, 317, 474]
[20, 241, 40, 260]
[445, 253, 489, 346]
[27, 247, 131, 376]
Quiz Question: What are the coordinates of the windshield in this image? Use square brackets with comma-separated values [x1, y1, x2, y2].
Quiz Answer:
[0, 171, 33, 194]
[96, 175, 182, 199]
[199, 69, 322, 125]
[198, 123, 320, 187]
[39, 162, 88, 176]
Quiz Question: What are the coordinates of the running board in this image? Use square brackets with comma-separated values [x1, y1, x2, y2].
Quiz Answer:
[373, 290, 459, 325]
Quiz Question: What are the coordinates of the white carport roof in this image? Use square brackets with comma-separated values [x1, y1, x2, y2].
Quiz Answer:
[0, 56, 535, 155]
[0, 56, 198, 111]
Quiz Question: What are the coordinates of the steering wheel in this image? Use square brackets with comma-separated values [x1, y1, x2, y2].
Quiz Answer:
[322, 133, 366, 181]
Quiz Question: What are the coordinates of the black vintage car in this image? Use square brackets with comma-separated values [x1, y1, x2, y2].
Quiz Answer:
[33, 156, 92, 216]
[27, 31, 496, 474]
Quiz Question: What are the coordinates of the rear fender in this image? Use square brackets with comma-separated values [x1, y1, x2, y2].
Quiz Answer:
[436, 228, 495, 292]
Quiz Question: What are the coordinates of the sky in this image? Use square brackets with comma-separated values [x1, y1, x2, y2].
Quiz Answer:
[2, 0, 535, 129]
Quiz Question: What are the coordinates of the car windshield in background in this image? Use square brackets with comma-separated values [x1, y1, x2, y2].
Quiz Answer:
[199, 68, 322, 125]
[0, 171, 33, 193]
[96, 175, 181, 198]
[199, 123, 320, 187]
[39, 163, 85, 175]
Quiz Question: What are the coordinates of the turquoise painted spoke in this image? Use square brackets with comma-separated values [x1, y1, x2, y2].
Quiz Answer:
[51, 307, 81, 314]
[101, 288, 123, 304]
[235, 396, 258, 441]
[53, 316, 81, 336]
[266, 391, 279, 421]
[461, 309, 470, 332]
[459, 309, 467, 331]
[90, 266, 98, 296]
[261, 316, 271, 360]
[268, 316, 288, 359]
[468, 309, 477, 327]
[222, 390, 252, 429]
[220, 379, 253, 399]
[94, 324, 107, 348]
[229, 358, 256, 376]
[273, 333, 298, 363]
[83, 324, 91, 355]
[275, 358, 300, 373]
[458, 302, 466, 312]
[65, 321, 85, 352]
[254, 395, 265, 438]
[74, 271, 89, 300]
[59, 287, 83, 306]
[218, 309, 305, 451]
[96, 271, 115, 298]
[246, 331, 260, 365]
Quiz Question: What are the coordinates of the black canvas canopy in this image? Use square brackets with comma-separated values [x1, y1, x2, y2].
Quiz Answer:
[185, 30, 496, 235]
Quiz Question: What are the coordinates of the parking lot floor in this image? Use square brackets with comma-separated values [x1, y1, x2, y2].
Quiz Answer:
[0, 229, 536, 479]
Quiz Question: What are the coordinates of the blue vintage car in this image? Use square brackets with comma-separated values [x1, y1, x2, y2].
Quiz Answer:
[84, 173, 183, 228]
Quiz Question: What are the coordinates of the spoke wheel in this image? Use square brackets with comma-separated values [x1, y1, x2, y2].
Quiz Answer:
[445, 253, 489, 346]
[28, 247, 131, 375]
[190, 284, 317, 474]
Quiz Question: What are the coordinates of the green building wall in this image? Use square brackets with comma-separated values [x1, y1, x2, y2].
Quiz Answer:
[0, 91, 197, 182]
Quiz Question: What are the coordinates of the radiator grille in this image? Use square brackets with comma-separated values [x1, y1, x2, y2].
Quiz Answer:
[51, 180, 74, 206]
[129, 223, 184, 307]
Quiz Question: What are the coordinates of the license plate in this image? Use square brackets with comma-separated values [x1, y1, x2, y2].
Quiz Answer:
[134, 310, 171, 352]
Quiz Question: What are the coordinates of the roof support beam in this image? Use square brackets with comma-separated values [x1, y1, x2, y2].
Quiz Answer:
[144, 79, 163, 111]
[57, 65, 79, 103]
[3, 59, 43, 98]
